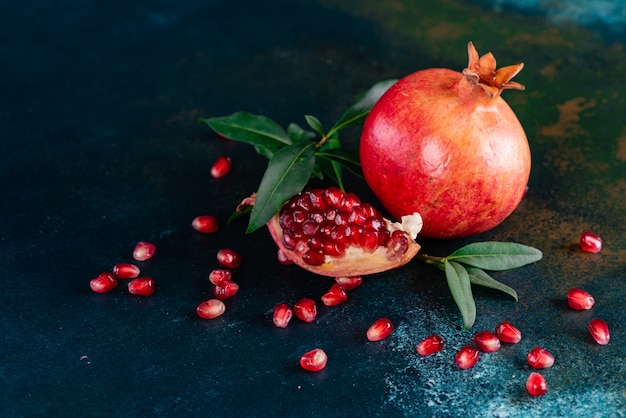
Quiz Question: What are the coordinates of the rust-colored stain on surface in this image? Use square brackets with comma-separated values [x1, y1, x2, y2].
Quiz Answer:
[617, 134, 626, 161]
[540, 97, 597, 137]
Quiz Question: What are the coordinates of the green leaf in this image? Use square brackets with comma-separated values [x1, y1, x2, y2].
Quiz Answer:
[327, 79, 397, 137]
[466, 267, 518, 301]
[199, 112, 291, 148]
[448, 242, 542, 271]
[315, 147, 364, 179]
[444, 260, 476, 329]
[287, 123, 316, 143]
[247, 142, 316, 233]
[304, 115, 325, 136]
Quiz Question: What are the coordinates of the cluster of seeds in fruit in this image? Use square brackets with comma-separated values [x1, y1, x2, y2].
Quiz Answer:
[278, 187, 411, 266]
[89, 241, 157, 296]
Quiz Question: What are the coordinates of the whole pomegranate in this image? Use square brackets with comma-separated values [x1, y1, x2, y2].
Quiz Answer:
[360, 42, 530, 238]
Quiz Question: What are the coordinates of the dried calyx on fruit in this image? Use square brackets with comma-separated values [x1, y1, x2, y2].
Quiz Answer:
[240, 187, 422, 277]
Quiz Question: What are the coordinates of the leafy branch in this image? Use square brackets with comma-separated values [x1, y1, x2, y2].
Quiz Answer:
[416, 242, 542, 329]
[199, 79, 397, 233]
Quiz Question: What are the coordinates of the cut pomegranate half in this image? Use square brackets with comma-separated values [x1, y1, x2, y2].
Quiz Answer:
[263, 188, 422, 277]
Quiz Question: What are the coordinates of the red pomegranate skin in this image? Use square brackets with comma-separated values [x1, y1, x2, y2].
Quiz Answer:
[360, 44, 530, 239]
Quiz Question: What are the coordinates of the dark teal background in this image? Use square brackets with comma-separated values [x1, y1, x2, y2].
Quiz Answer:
[1, 1, 624, 416]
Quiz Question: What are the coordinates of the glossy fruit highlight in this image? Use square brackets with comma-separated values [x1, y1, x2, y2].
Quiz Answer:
[360, 42, 530, 238]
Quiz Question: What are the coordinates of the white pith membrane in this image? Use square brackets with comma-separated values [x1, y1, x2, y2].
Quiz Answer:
[266, 189, 423, 277]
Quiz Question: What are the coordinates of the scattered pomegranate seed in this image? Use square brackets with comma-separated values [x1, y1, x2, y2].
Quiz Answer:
[526, 347, 555, 369]
[579, 231, 602, 253]
[494, 321, 522, 344]
[277, 249, 293, 265]
[217, 249, 242, 268]
[90, 272, 118, 293]
[133, 241, 156, 261]
[112, 262, 140, 279]
[127, 277, 156, 296]
[208, 269, 232, 286]
[455, 345, 480, 369]
[191, 215, 220, 233]
[334, 276, 362, 290]
[210, 155, 232, 178]
[588, 318, 610, 345]
[300, 348, 328, 372]
[566, 288, 595, 310]
[213, 280, 239, 300]
[197, 299, 226, 319]
[272, 303, 293, 328]
[526, 372, 548, 396]
[294, 298, 317, 322]
[366, 318, 394, 342]
[321, 283, 348, 306]
[416, 334, 444, 356]
[473, 331, 501, 353]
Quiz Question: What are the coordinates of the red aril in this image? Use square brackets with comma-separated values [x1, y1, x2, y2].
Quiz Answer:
[321, 283, 348, 306]
[90, 272, 118, 293]
[112, 262, 140, 279]
[127, 277, 156, 296]
[210, 155, 232, 178]
[133, 241, 156, 261]
[272, 303, 293, 328]
[567, 288, 595, 310]
[208, 269, 232, 286]
[494, 321, 522, 344]
[416, 334, 444, 356]
[526, 372, 548, 396]
[366, 318, 394, 341]
[197, 299, 226, 319]
[192, 215, 220, 233]
[217, 249, 242, 268]
[588, 318, 610, 345]
[455, 345, 480, 369]
[526, 347, 554, 369]
[579, 231, 602, 253]
[294, 298, 317, 322]
[264, 187, 422, 277]
[300, 348, 328, 372]
[473, 331, 501, 353]
[213, 280, 239, 300]
[360, 42, 530, 238]
[277, 249, 293, 265]
[334, 276, 362, 290]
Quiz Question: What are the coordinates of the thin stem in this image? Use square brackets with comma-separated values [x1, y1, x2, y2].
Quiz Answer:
[415, 253, 447, 264]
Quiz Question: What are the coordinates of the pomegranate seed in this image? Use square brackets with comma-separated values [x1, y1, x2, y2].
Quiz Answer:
[526, 347, 554, 369]
[191, 215, 220, 233]
[588, 318, 610, 345]
[197, 299, 226, 319]
[89, 272, 118, 293]
[112, 262, 140, 279]
[321, 283, 348, 306]
[416, 334, 444, 356]
[473, 331, 501, 353]
[455, 345, 480, 369]
[277, 249, 293, 265]
[216, 249, 242, 268]
[213, 280, 239, 300]
[335, 276, 362, 290]
[567, 288, 595, 310]
[579, 231, 602, 253]
[127, 277, 156, 296]
[208, 269, 232, 286]
[294, 298, 317, 322]
[494, 321, 522, 344]
[300, 348, 328, 372]
[272, 303, 293, 328]
[133, 241, 156, 261]
[366, 318, 394, 341]
[526, 372, 548, 396]
[210, 155, 232, 178]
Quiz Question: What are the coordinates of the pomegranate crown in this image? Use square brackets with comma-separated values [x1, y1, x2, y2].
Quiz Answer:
[462, 41, 525, 99]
